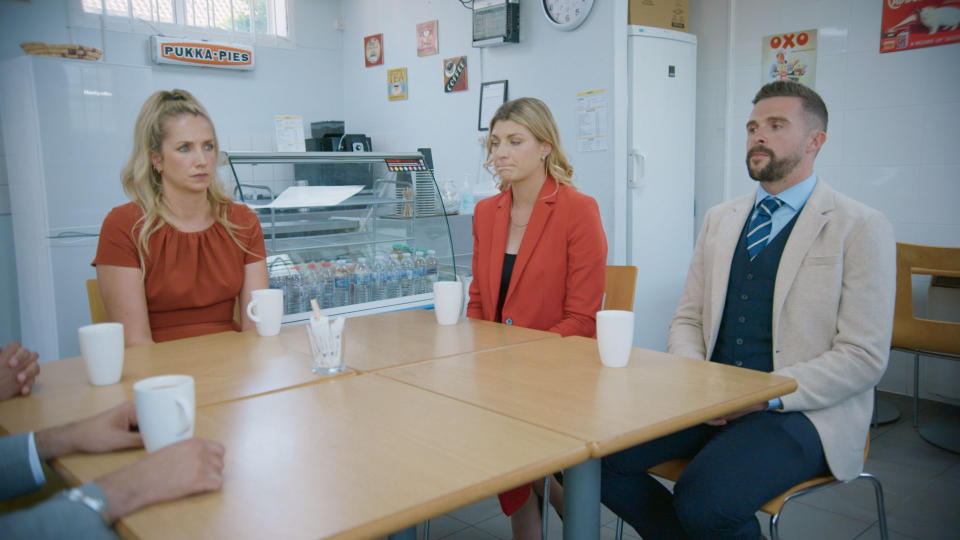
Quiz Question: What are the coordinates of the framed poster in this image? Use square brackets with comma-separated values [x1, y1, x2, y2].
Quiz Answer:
[478, 80, 508, 131]
[417, 20, 439, 56]
[388, 67, 408, 101]
[761, 29, 817, 88]
[443, 56, 468, 93]
[364, 33, 383, 67]
[880, 1, 960, 53]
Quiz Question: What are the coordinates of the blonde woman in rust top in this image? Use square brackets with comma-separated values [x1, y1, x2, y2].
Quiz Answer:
[93, 89, 268, 346]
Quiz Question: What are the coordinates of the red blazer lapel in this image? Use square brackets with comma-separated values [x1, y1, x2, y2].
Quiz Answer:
[488, 189, 511, 312]
[505, 177, 558, 306]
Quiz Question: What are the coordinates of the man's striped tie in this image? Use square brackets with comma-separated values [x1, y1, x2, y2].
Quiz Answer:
[746, 196, 783, 260]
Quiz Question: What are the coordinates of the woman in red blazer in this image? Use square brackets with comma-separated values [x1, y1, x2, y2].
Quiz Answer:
[467, 97, 607, 539]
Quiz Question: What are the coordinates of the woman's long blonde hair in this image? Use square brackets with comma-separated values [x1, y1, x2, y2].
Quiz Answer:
[485, 97, 577, 192]
[122, 89, 252, 270]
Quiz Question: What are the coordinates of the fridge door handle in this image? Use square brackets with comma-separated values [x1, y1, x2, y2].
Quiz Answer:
[628, 150, 645, 189]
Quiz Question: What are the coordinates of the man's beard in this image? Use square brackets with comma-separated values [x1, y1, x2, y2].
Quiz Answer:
[746, 145, 801, 183]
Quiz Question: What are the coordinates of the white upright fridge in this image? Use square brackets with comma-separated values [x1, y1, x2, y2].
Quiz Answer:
[626, 26, 697, 351]
[0, 56, 151, 361]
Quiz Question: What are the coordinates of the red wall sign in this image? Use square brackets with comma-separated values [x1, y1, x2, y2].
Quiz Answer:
[880, 0, 960, 53]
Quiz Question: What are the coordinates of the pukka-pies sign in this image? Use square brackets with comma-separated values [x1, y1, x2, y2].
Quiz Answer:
[150, 36, 254, 70]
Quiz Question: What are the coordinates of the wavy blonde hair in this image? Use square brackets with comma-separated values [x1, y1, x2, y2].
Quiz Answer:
[485, 97, 577, 192]
[122, 89, 253, 271]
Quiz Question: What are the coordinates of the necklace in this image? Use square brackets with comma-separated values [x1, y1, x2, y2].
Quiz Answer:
[510, 209, 530, 228]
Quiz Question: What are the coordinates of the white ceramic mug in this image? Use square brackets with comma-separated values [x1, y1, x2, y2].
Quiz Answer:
[134, 375, 195, 453]
[78, 322, 125, 386]
[246, 288, 283, 336]
[596, 310, 635, 368]
[433, 281, 463, 326]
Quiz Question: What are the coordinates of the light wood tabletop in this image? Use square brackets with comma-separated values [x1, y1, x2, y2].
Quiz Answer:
[380, 336, 798, 457]
[334, 308, 560, 373]
[0, 327, 350, 435]
[56, 375, 590, 540]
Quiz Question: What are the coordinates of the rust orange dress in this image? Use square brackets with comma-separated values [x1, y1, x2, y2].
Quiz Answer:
[92, 202, 266, 343]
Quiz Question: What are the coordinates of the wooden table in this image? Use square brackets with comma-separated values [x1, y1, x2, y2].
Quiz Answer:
[56, 375, 590, 540]
[380, 336, 798, 539]
[334, 308, 559, 372]
[0, 326, 350, 435]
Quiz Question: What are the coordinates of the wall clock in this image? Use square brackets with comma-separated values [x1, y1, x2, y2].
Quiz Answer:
[542, 0, 595, 31]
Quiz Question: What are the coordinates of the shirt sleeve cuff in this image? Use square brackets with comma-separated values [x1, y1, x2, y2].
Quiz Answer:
[27, 431, 46, 486]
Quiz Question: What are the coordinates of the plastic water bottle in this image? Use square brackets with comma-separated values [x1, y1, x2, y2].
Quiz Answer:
[302, 263, 319, 312]
[333, 259, 351, 307]
[287, 265, 303, 314]
[460, 174, 475, 214]
[413, 250, 427, 294]
[371, 256, 387, 301]
[399, 252, 415, 297]
[384, 257, 400, 298]
[353, 257, 371, 304]
[319, 262, 334, 309]
[425, 249, 439, 289]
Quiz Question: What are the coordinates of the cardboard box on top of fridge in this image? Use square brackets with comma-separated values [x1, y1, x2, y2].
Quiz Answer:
[628, 0, 689, 32]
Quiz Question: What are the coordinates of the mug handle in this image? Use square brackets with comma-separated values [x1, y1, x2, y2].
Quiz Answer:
[174, 396, 195, 437]
[246, 300, 261, 323]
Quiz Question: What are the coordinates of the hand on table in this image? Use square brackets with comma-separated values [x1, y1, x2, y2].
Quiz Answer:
[704, 402, 766, 426]
[35, 402, 143, 461]
[97, 438, 226, 522]
[0, 341, 40, 400]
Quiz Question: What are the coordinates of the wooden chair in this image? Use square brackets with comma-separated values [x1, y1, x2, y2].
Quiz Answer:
[85, 279, 108, 324]
[891, 243, 960, 451]
[603, 265, 638, 311]
[614, 437, 888, 540]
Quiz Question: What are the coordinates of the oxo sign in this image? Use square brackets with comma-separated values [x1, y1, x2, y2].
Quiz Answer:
[768, 32, 811, 49]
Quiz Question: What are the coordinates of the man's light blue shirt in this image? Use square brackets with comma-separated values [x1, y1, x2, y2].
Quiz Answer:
[753, 173, 817, 411]
[752, 173, 817, 243]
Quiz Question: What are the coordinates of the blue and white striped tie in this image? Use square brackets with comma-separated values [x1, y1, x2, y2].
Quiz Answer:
[746, 196, 783, 260]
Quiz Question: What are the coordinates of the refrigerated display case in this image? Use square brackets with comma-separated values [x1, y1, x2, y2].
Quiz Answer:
[223, 151, 458, 323]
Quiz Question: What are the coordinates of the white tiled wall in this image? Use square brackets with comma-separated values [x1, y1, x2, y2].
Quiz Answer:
[691, 0, 960, 400]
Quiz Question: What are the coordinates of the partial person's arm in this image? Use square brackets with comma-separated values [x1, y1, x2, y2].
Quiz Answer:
[96, 265, 154, 347]
[0, 438, 225, 539]
[239, 260, 269, 331]
[0, 342, 40, 400]
[466, 214, 484, 320]
[547, 196, 607, 337]
[775, 212, 896, 412]
[667, 210, 714, 361]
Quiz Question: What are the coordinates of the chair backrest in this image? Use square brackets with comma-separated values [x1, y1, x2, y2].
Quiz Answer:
[891, 243, 960, 355]
[86, 279, 109, 324]
[604, 265, 638, 311]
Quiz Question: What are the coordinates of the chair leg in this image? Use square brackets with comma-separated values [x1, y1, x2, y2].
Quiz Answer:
[859, 472, 889, 540]
[913, 352, 920, 428]
[423, 520, 430, 540]
[769, 511, 782, 540]
[615, 517, 623, 540]
[542, 475, 551, 540]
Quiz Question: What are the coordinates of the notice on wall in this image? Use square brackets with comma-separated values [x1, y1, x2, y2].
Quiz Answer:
[388, 67, 408, 101]
[880, 0, 960, 53]
[761, 29, 817, 87]
[274, 115, 305, 152]
[443, 56, 468, 93]
[576, 89, 608, 153]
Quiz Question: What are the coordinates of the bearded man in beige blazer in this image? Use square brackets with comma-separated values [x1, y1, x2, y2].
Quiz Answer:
[601, 81, 896, 540]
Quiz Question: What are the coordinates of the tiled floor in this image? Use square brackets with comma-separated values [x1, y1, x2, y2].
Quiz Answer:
[402, 392, 960, 540]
